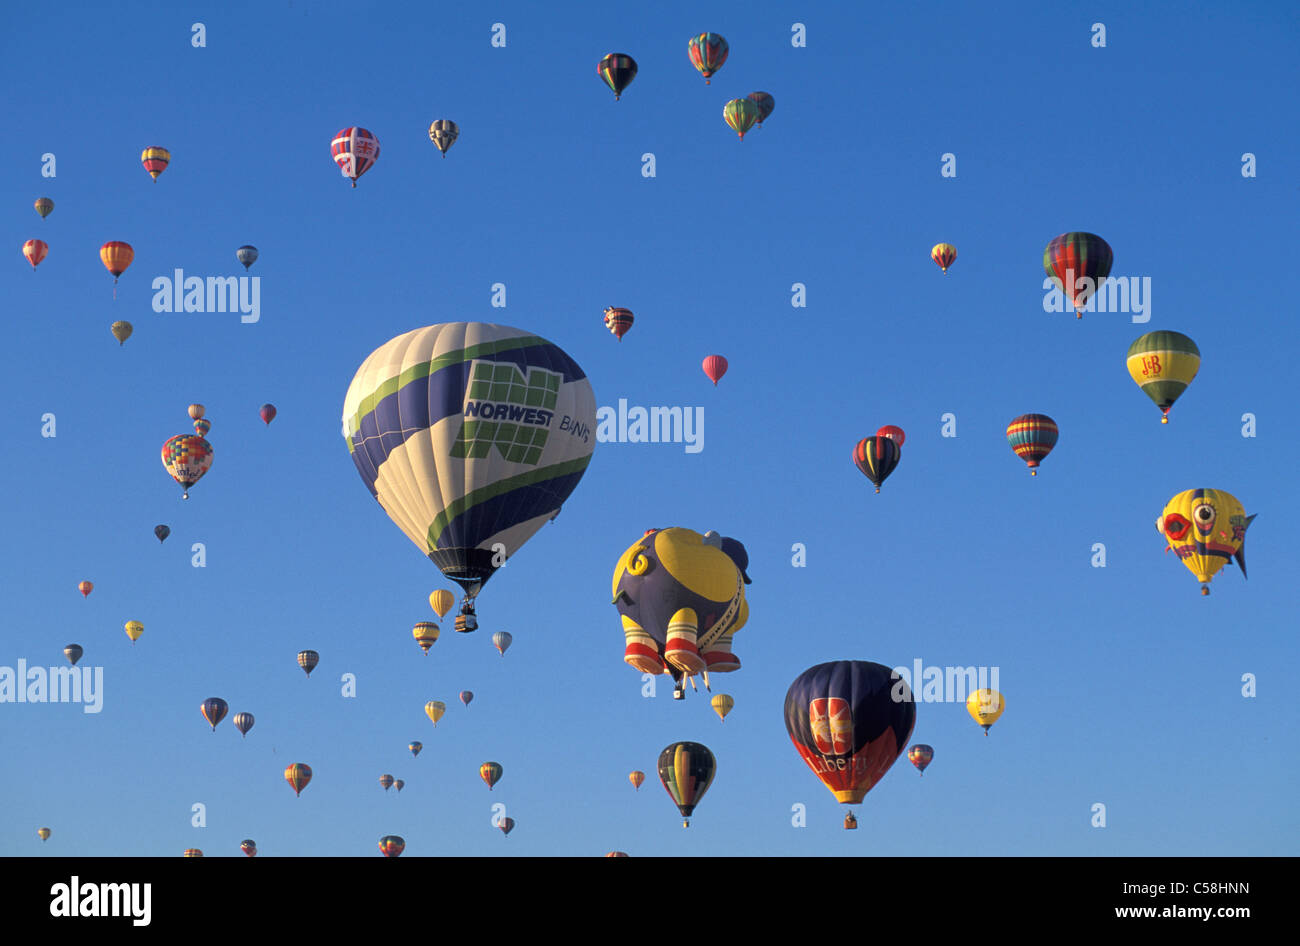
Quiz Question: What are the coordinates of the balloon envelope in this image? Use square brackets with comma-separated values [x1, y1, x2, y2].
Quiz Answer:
[162, 434, 213, 498]
[379, 774, 395, 790]
[78, 581, 93, 597]
[459, 690, 473, 706]
[63, 644, 83, 666]
[35, 198, 54, 219]
[141, 146, 170, 180]
[111, 321, 133, 345]
[100, 241, 133, 278]
[343, 323, 597, 604]
[285, 763, 312, 795]
[853, 436, 901, 493]
[967, 689, 1005, 733]
[409, 741, 423, 756]
[240, 840, 257, 857]
[425, 700, 446, 726]
[124, 621, 143, 643]
[260, 404, 277, 425]
[931, 243, 957, 273]
[657, 741, 716, 825]
[687, 32, 728, 82]
[711, 693, 735, 721]
[480, 761, 503, 790]
[413, 622, 440, 653]
[331, 127, 380, 186]
[297, 650, 319, 676]
[155, 525, 170, 543]
[603, 307, 633, 341]
[1127, 331, 1199, 422]
[1043, 232, 1113, 317]
[1006, 414, 1058, 474]
[702, 355, 728, 385]
[784, 660, 916, 804]
[1158, 488, 1253, 594]
[236, 245, 258, 270]
[747, 91, 775, 124]
[23, 239, 48, 268]
[492, 631, 512, 655]
[233, 712, 254, 737]
[723, 98, 759, 139]
[597, 53, 637, 99]
[379, 835, 405, 857]
[629, 770, 645, 791]
[428, 120, 459, 157]
[429, 590, 454, 618]
[908, 744, 934, 774]
[201, 697, 229, 730]
[38, 828, 51, 841]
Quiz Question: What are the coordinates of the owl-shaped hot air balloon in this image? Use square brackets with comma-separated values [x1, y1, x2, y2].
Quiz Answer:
[1157, 489, 1255, 595]
[331, 127, 380, 186]
[612, 528, 751, 699]
[1126, 331, 1200, 423]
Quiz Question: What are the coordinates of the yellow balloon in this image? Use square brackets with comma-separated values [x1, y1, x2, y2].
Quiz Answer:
[1158, 489, 1254, 595]
[967, 689, 1004, 734]
[38, 827, 51, 841]
[124, 621, 144, 644]
[424, 700, 446, 726]
[413, 621, 439, 654]
[111, 321, 133, 345]
[710, 693, 734, 721]
[429, 589, 455, 619]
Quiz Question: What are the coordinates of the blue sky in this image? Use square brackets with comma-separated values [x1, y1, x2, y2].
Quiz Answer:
[3, 0, 1297, 856]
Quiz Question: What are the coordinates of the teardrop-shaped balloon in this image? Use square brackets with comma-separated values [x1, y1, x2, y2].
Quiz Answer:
[188, 404, 205, 421]
[1126, 331, 1199, 423]
[23, 239, 48, 269]
[155, 524, 170, 543]
[498, 816, 515, 836]
[429, 590, 454, 618]
[236, 245, 258, 270]
[930, 243, 957, 273]
[34, 198, 54, 219]
[379, 774, 395, 790]
[193, 418, 211, 437]
[260, 404, 277, 425]
[1043, 232, 1113, 318]
[597, 53, 637, 100]
[240, 839, 257, 857]
[63, 644, 83, 666]
[78, 581, 93, 598]
[657, 741, 716, 827]
[853, 436, 901, 493]
[183, 849, 203, 857]
[100, 241, 133, 279]
[629, 770, 645, 791]
[413, 622, 440, 654]
[1006, 414, 1058, 475]
[379, 835, 405, 857]
[200, 697, 228, 731]
[723, 98, 759, 139]
[425, 700, 446, 726]
[702, 355, 728, 385]
[908, 744, 934, 774]
[162, 434, 213, 499]
[967, 689, 1004, 734]
[459, 690, 473, 706]
[710, 693, 734, 721]
[603, 307, 634, 341]
[331, 127, 380, 187]
[141, 146, 170, 181]
[409, 741, 423, 757]
[428, 120, 459, 157]
[111, 321, 133, 345]
[687, 32, 728, 84]
[38, 827, 51, 841]
[297, 650, 319, 676]
[124, 621, 144, 644]
[492, 631, 512, 656]
[233, 712, 254, 737]
[342, 324, 597, 611]
[285, 763, 312, 796]
[394, 779, 404, 792]
[480, 761, 503, 790]
[747, 91, 774, 125]
[784, 661, 916, 812]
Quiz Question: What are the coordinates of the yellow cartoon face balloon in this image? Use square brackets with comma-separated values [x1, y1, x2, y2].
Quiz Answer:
[1158, 489, 1254, 595]
[966, 689, 1004, 735]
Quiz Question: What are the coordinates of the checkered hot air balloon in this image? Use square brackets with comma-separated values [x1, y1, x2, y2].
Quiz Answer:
[162, 433, 213, 499]
[331, 127, 380, 187]
[1006, 414, 1058, 475]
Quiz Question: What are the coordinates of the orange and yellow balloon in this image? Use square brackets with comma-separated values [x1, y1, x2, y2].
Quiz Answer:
[930, 243, 956, 273]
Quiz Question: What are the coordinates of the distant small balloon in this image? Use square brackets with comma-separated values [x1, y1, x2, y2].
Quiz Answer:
[38, 827, 51, 841]
[236, 246, 258, 270]
[183, 849, 203, 857]
[379, 774, 395, 791]
[710, 693, 734, 722]
[498, 816, 515, 836]
[409, 741, 423, 757]
[429, 590, 454, 618]
[155, 525, 170, 543]
[260, 404, 276, 425]
[240, 839, 257, 857]
[425, 700, 446, 726]
[379, 835, 405, 857]
[23, 239, 48, 269]
[78, 581, 93, 598]
[188, 404, 205, 421]
[63, 644, 83, 666]
[233, 712, 254, 737]
[459, 690, 473, 706]
[297, 650, 319, 677]
[111, 321, 133, 345]
[285, 763, 312, 796]
[702, 355, 728, 385]
[394, 779, 404, 792]
[34, 198, 54, 219]
[124, 621, 144, 644]
[629, 770, 645, 791]
[201, 697, 228, 730]
[480, 762, 503, 790]
[414, 622, 440, 654]
[492, 631, 512, 656]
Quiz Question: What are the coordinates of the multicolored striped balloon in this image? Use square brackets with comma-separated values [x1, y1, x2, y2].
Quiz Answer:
[1043, 232, 1112, 318]
[285, 763, 312, 796]
[480, 761, 503, 790]
[908, 744, 934, 774]
[1126, 331, 1200, 423]
[379, 774, 394, 790]
[657, 741, 716, 827]
[379, 835, 405, 857]
[687, 32, 728, 84]
[597, 53, 637, 100]
[930, 242, 957, 273]
[603, 307, 634, 341]
[1006, 414, 1058, 475]
[200, 697, 228, 731]
[723, 98, 759, 139]
[141, 146, 170, 180]
[297, 650, 319, 676]
[747, 91, 774, 125]
[414, 622, 440, 654]
[853, 436, 900, 493]
[23, 239, 48, 269]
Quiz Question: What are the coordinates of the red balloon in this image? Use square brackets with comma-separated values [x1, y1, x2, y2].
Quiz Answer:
[260, 404, 277, 425]
[876, 425, 905, 447]
[702, 355, 728, 385]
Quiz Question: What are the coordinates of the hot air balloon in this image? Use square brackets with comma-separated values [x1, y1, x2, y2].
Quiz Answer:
[931, 243, 957, 273]
[1043, 232, 1113, 318]
[260, 404, 277, 425]
[155, 525, 170, 543]
[459, 690, 473, 706]
[606, 851, 629, 857]
[201, 697, 229, 731]
[492, 631, 512, 656]
[658, 742, 715, 827]
[38, 828, 51, 841]
[141, 147, 170, 181]
[908, 744, 934, 775]
[723, 98, 759, 139]
[603, 307, 633, 341]
[193, 416, 211, 436]
[425, 701, 446, 726]
[297, 650, 319, 677]
[63, 645, 83, 666]
[428, 120, 459, 158]
[687, 32, 728, 84]
[747, 91, 774, 126]
[240, 840, 257, 857]
[78, 581, 93, 598]
[162, 433, 213, 499]
[498, 816, 515, 836]
[100, 241, 133, 298]
[853, 436, 900, 494]
[597, 53, 637, 100]
[34, 198, 53, 219]
[876, 425, 905, 447]
[285, 763, 312, 796]
[480, 762, 503, 790]
[183, 849, 203, 857]
[702, 355, 728, 385]
[1126, 331, 1200, 423]
[23, 239, 47, 269]
[233, 712, 254, 738]
[429, 590, 454, 619]
[413, 622, 439, 654]
[1006, 414, 1058, 475]
[612, 528, 751, 699]
[111, 321, 133, 345]
[784, 661, 916, 825]
[379, 835, 405, 857]
[379, 774, 395, 791]
[237, 246, 258, 270]
[188, 404, 205, 421]
[711, 693, 734, 721]
[1158, 488, 1254, 595]
[967, 689, 1004, 735]
[409, 741, 422, 757]
[124, 621, 143, 644]
[629, 770, 645, 791]
[394, 779, 404, 792]
[343, 323, 596, 623]
[331, 127, 380, 186]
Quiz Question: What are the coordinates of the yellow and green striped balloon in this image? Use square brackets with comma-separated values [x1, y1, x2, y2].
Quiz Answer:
[1126, 331, 1199, 423]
